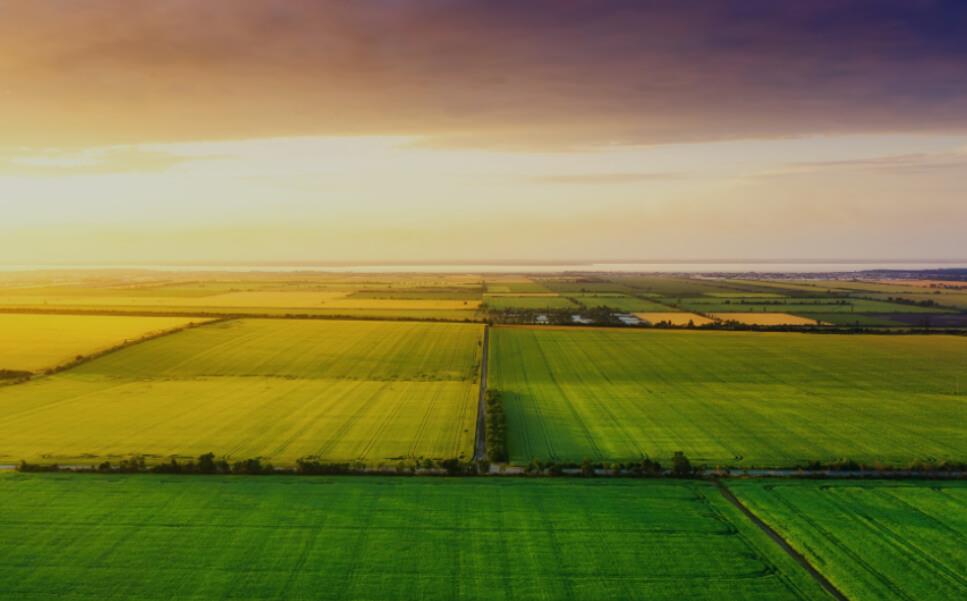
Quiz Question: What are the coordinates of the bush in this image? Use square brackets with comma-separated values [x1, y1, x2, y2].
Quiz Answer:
[232, 457, 273, 475]
[296, 457, 354, 474]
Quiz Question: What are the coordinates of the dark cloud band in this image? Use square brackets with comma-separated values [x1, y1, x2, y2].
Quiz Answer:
[3, 0, 966, 148]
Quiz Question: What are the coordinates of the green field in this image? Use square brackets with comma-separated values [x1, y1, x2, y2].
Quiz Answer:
[869, 291, 967, 311]
[489, 326, 967, 466]
[483, 295, 578, 310]
[675, 298, 951, 314]
[730, 480, 967, 601]
[568, 294, 674, 312]
[0, 474, 829, 601]
[0, 319, 483, 465]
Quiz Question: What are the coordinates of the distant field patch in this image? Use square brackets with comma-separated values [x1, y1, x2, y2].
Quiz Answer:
[710, 312, 821, 326]
[489, 326, 967, 467]
[0, 319, 483, 465]
[484, 278, 549, 294]
[796, 313, 906, 327]
[679, 297, 951, 314]
[348, 287, 481, 301]
[484, 295, 577, 310]
[877, 278, 967, 289]
[0, 474, 829, 601]
[0, 290, 480, 314]
[540, 280, 632, 294]
[568, 294, 672, 312]
[870, 291, 967, 311]
[0, 314, 205, 373]
[703, 292, 788, 299]
[731, 480, 967, 601]
[634, 312, 712, 326]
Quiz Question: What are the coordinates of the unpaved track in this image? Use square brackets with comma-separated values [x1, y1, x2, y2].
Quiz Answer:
[473, 325, 489, 461]
[716, 480, 848, 601]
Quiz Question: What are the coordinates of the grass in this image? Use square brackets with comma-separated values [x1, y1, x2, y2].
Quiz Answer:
[0, 474, 829, 601]
[0, 313, 206, 373]
[0, 319, 483, 465]
[489, 326, 967, 467]
[730, 480, 967, 601]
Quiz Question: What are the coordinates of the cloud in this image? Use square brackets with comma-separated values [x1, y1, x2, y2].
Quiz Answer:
[0, 146, 219, 175]
[753, 148, 967, 177]
[528, 172, 682, 184]
[2, 1, 967, 149]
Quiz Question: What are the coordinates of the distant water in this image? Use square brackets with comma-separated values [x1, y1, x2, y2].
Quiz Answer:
[1, 261, 965, 274]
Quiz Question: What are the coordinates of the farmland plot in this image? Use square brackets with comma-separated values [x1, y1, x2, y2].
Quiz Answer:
[0, 474, 830, 601]
[677, 298, 951, 314]
[568, 294, 673, 312]
[0, 319, 483, 465]
[634, 312, 713, 326]
[489, 327, 967, 466]
[730, 480, 967, 601]
[0, 314, 205, 373]
[710, 313, 821, 326]
[484, 295, 577, 310]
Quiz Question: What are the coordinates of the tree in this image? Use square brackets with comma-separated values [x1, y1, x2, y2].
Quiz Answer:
[197, 452, 217, 474]
[671, 451, 692, 477]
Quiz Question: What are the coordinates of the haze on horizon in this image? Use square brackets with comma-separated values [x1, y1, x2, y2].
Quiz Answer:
[2, 0, 967, 264]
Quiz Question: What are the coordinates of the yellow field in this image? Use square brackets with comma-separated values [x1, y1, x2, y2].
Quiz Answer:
[634, 312, 714, 326]
[0, 319, 483, 465]
[0, 314, 206, 373]
[710, 312, 821, 326]
[0, 291, 479, 311]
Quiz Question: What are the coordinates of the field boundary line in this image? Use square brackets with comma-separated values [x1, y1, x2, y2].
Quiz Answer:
[473, 325, 489, 461]
[715, 480, 849, 601]
[0, 317, 233, 389]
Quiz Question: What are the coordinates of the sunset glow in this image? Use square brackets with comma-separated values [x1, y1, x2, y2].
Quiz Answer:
[2, 1, 966, 263]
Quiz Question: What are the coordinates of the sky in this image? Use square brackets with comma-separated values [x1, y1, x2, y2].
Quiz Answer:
[2, 0, 966, 264]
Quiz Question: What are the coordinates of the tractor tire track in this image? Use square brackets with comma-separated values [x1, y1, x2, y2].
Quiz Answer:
[715, 480, 849, 601]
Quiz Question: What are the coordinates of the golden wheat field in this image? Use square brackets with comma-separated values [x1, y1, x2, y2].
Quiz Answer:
[0, 314, 206, 373]
[710, 312, 822, 326]
[633, 312, 713, 326]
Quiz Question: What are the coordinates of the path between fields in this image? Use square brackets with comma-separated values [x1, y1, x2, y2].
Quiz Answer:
[473, 325, 489, 462]
[715, 480, 848, 601]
